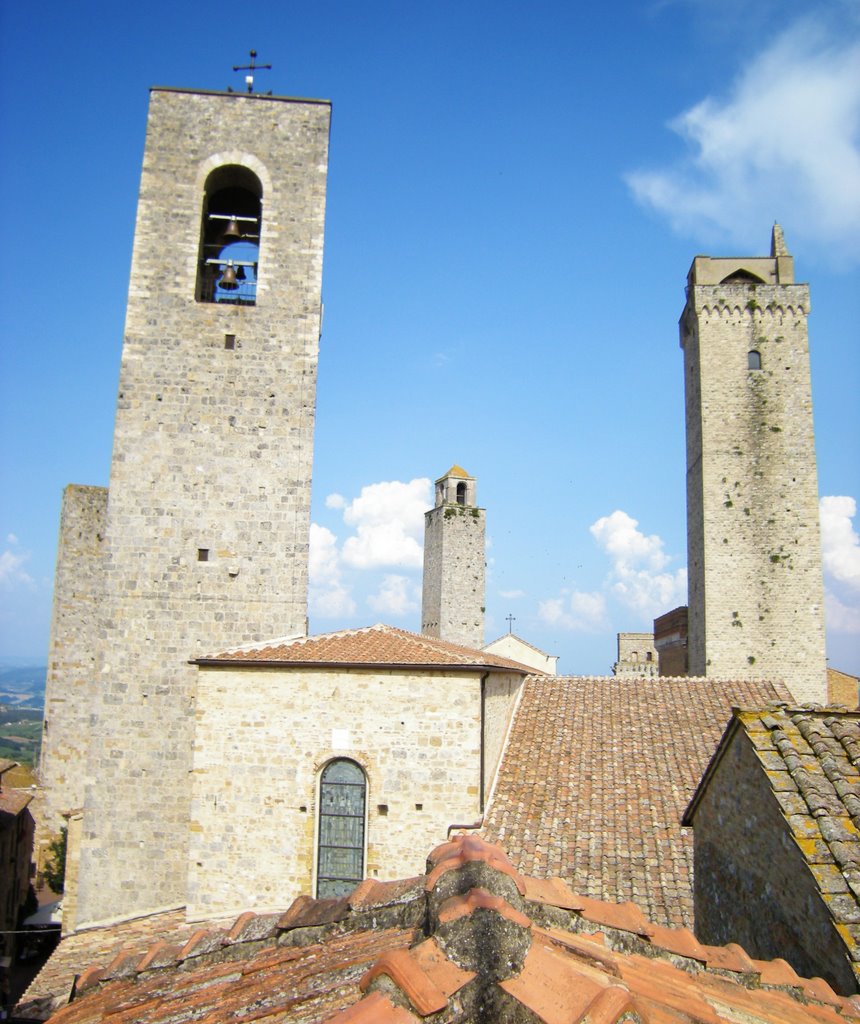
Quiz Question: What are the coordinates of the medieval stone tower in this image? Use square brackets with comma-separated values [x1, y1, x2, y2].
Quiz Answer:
[421, 466, 486, 649]
[680, 226, 826, 703]
[41, 87, 330, 928]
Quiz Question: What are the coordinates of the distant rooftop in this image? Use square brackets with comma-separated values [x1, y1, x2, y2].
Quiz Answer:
[196, 623, 536, 674]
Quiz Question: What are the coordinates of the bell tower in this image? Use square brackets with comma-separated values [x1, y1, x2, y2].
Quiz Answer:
[680, 226, 826, 702]
[48, 86, 331, 929]
[421, 466, 486, 650]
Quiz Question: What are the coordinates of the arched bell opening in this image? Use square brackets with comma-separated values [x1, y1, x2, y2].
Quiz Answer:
[719, 268, 767, 285]
[196, 165, 262, 306]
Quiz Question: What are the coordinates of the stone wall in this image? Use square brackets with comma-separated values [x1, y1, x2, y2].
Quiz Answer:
[422, 503, 486, 649]
[681, 256, 826, 703]
[613, 633, 658, 677]
[40, 485, 107, 835]
[72, 88, 330, 928]
[690, 728, 856, 993]
[828, 668, 859, 709]
[186, 666, 507, 920]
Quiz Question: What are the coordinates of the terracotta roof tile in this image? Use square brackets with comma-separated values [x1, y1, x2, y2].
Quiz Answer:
[196, 623, 536, 673]
[0, 786, 34, 815]
[436, 887, 533, 928]
[325, 990, 419, 1023]
[21, 835, 860, 1024]
[482, 674, 791, 927]
[426, 832, 527, 893]
[359, 947, 450, 1015]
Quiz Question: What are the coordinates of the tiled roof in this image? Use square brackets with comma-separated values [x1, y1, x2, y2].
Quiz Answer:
[0, 786, 34, 816]
[687, 707, 860, 985]
[27, 836, 860, 1023]
[196, 623, 536, 673]
[438, 464, 470, 480]
[484, 632, 553, 656]
[482, 674, 792, 928]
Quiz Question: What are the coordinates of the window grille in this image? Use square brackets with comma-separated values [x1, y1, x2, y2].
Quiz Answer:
[317, 759, 366, 898]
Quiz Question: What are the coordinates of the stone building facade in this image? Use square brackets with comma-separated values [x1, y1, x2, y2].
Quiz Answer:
[684, 707, 860, 995]
[421, 467, 486, 649]
[41, 87, 331, 929]
[0, 760, 35, 963]
[612, 632, 658, 677]
[186, 625, 529, 921]
[680, 227, 826, 703]
[40, 485, 107, 828]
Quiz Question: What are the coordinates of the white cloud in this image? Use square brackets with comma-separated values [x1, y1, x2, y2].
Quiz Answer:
[308, 524, 356, 618]
[500, 589, 525, 600]
[825, 591, 860, 634]
[821, 495, 860, 591]
[311, 583, 356, 619]
[542, 510, 686, 631]
[0, 546, 34, 589]
[538, 591, 608, 633]
[626, 20, 860, 260]
[310, 478, 432, 624]
[340, 478, 430, 569]
[6, 533, 18, 545]
[609, 567, 688, 618]
[368, 574, 419, 616]
[309, 524, 341, 586]
[820, 495, 860, 635]
[590, 510, 669, 573]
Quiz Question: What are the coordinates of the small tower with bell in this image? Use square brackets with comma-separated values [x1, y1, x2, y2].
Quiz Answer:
[421, 466, 486, 650]
[41, 70, 331, 930]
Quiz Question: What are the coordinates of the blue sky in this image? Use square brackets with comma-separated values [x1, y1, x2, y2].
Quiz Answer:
[1, 0, 858, 676]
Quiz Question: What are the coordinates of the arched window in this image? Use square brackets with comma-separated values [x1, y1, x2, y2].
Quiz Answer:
[748, 350, 762, 370]
[720, 269, 766, 285]
[196, 165, 262, 306]
[317, 759, 366, 898]
[456, 482, 466, 505]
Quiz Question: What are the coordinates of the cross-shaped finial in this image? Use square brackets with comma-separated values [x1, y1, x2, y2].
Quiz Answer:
[506, 613, 516, 634]
[232, 50, 272, 94]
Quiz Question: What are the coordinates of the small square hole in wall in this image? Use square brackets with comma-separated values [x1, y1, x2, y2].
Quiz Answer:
[299, 805, 307, 813]
[197, 548, 210, 562]
[377, 804, 388, 816]
[224, 334, 236, 350]
[415, 803, 423, 811]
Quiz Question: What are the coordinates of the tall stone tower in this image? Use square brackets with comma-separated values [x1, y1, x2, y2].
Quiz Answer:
[680, 226, 826, 703]
[421, 466, 486, 649]
[42, 86, 330, 929]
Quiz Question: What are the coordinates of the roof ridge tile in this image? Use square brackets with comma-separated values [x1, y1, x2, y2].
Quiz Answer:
[359, 948, 449, 1016]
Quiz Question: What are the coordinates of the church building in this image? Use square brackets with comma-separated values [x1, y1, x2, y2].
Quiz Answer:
[37, 77, 835, 991]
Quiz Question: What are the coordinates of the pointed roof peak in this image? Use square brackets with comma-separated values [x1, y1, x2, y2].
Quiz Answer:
[771, 222, 789, 257]
[439, 464, 471, 480]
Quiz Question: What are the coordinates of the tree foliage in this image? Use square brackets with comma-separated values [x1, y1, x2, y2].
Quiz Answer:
[43, 827, 67, 894]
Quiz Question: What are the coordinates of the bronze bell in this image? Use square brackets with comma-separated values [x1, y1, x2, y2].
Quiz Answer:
[224, 217, 242, 239]
[220, 262, 239, 289]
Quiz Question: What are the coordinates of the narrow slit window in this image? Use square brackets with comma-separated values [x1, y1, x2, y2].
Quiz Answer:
[317, 759, 366, 898]
[196, 165, 262, 307]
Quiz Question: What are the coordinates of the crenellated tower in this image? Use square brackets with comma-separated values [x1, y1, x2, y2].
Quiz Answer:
[680, 226, 826, 702]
